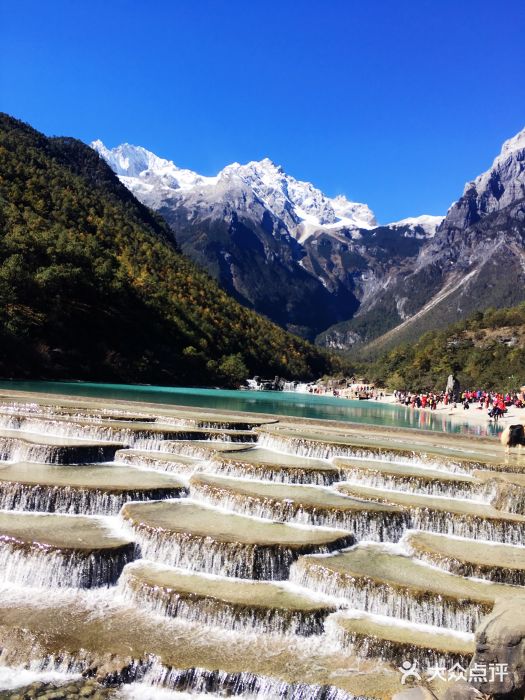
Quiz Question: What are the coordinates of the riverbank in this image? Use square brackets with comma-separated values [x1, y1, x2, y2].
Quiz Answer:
[375, 392, 525, 432]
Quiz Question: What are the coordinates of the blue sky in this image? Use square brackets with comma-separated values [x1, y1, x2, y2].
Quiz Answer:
[1, 0, 524, 222]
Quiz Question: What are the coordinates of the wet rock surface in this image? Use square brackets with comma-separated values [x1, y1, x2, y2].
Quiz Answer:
[469, 597, 525, 698]
[0, 679, 114, 700]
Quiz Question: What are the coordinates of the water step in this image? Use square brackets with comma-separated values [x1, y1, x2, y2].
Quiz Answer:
[1, 405, 271, 431]
[0, 406, 158, 423]
[0, 586, 402, 698]
[0, 428, 125, 464]
[290, 542, 519, 632]
[161, 428, 258, 444]
[257, 425, 503, 470]
[119, 441, 252, 462]
[209, 447, 342, 485]
[0, 396, 277, 430]
[0, 462, 187, 515]
[116, 448, 200, 476]
[474, 469, 525, 513]
[326, 610, 474, 667]
[189, 472, 408, 541]
[403, 529, 525, 586]
[0, 511, 135, 587]
[121, 499, 354, 580]
[120, 560, 337, 635]
[333, 457, 481, 500]
[335, 482, 525, 543]
[174, 416, 278, 431]
[0, 413, 254, 449]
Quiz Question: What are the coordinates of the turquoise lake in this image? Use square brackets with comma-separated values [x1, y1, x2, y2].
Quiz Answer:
[0, 380, 501, 436]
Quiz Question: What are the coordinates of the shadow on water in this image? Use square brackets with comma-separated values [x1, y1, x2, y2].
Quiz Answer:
[0, 380, 503, 436]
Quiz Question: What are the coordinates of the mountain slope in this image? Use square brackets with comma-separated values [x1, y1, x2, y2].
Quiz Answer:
[364, 303, 525, 392]
[0, 114, 333, 384]
[93, 141, 383, 338]
[320, 126, 525, 352]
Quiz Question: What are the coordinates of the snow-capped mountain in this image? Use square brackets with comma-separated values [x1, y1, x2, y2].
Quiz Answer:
[91, 140, 217, 192]
[91, 141, 376, 234]
[385, 214, 444, 238]
[92, 141, 386, 337]
[93, 127, 525, 348]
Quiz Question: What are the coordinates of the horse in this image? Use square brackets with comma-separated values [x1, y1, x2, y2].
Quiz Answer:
[500, 424, 525, 455]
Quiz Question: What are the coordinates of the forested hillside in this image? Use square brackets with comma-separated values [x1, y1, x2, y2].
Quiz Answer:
[0, 114, 334, 386]
[363, 304, 525, 391]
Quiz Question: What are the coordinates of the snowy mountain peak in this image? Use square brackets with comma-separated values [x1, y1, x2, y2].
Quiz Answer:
[91, 141, 167, 178]
[93, 141, 377, 232]
[216, 157, 376, 230]
[386, 214, 445, 238]
[91, 141, 216, 191]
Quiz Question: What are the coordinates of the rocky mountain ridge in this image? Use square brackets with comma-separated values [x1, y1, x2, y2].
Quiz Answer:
[94, 126, 525, 347]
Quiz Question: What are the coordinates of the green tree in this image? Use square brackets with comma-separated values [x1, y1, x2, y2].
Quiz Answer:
[218, 354, 249, 388]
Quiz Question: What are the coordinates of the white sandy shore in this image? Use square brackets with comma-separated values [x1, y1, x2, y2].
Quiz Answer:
[377, 393, 525, 430]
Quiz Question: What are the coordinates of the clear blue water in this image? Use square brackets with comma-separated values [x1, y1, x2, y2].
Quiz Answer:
[0, 380, 501, 436]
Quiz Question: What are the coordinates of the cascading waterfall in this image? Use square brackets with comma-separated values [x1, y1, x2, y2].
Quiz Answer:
[139, 661, 363, 700]
[22, 653, 146, 687]
[118, 570, 334, 637]
[162, 431, 258, 445]
[0, 393, 521, 699]
[189, 480, 409, 543]
[0, 415, 22, 431]
[0, 483, 188, 516]
[484, 480, 525, 514]
[160, 416, 264, 431]
[115, 450, 201, 478]
[0, 415, 141, 445]
[0, 539, 136, 588]
[410, 509, 525, 545]
[123, 520, 354, 581]
[403, 535, 525, 586]
[339, 467, 485, 501]
[288, 561, 489, 633]
[324, 616, 473, 669]
[0, 402, 155, 423]
[0, 436, 121, 464]
[127, 441, 251, 460]
[256, 433, 473, 474]
[208, 458, 341, 486]
[0, 414, 258, 451]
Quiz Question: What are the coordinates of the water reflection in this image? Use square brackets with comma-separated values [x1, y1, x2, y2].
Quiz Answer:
[0, 380, 502, 436]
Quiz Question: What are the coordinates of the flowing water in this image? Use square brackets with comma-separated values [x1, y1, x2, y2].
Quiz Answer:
[0, 392, 520, 698]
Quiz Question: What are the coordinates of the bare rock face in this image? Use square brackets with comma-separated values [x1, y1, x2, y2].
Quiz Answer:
[471, 597, 525, 698]
[444, 128, 525, 231]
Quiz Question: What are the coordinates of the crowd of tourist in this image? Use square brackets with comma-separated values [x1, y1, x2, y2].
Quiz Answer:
[393, 389, 525, 420]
